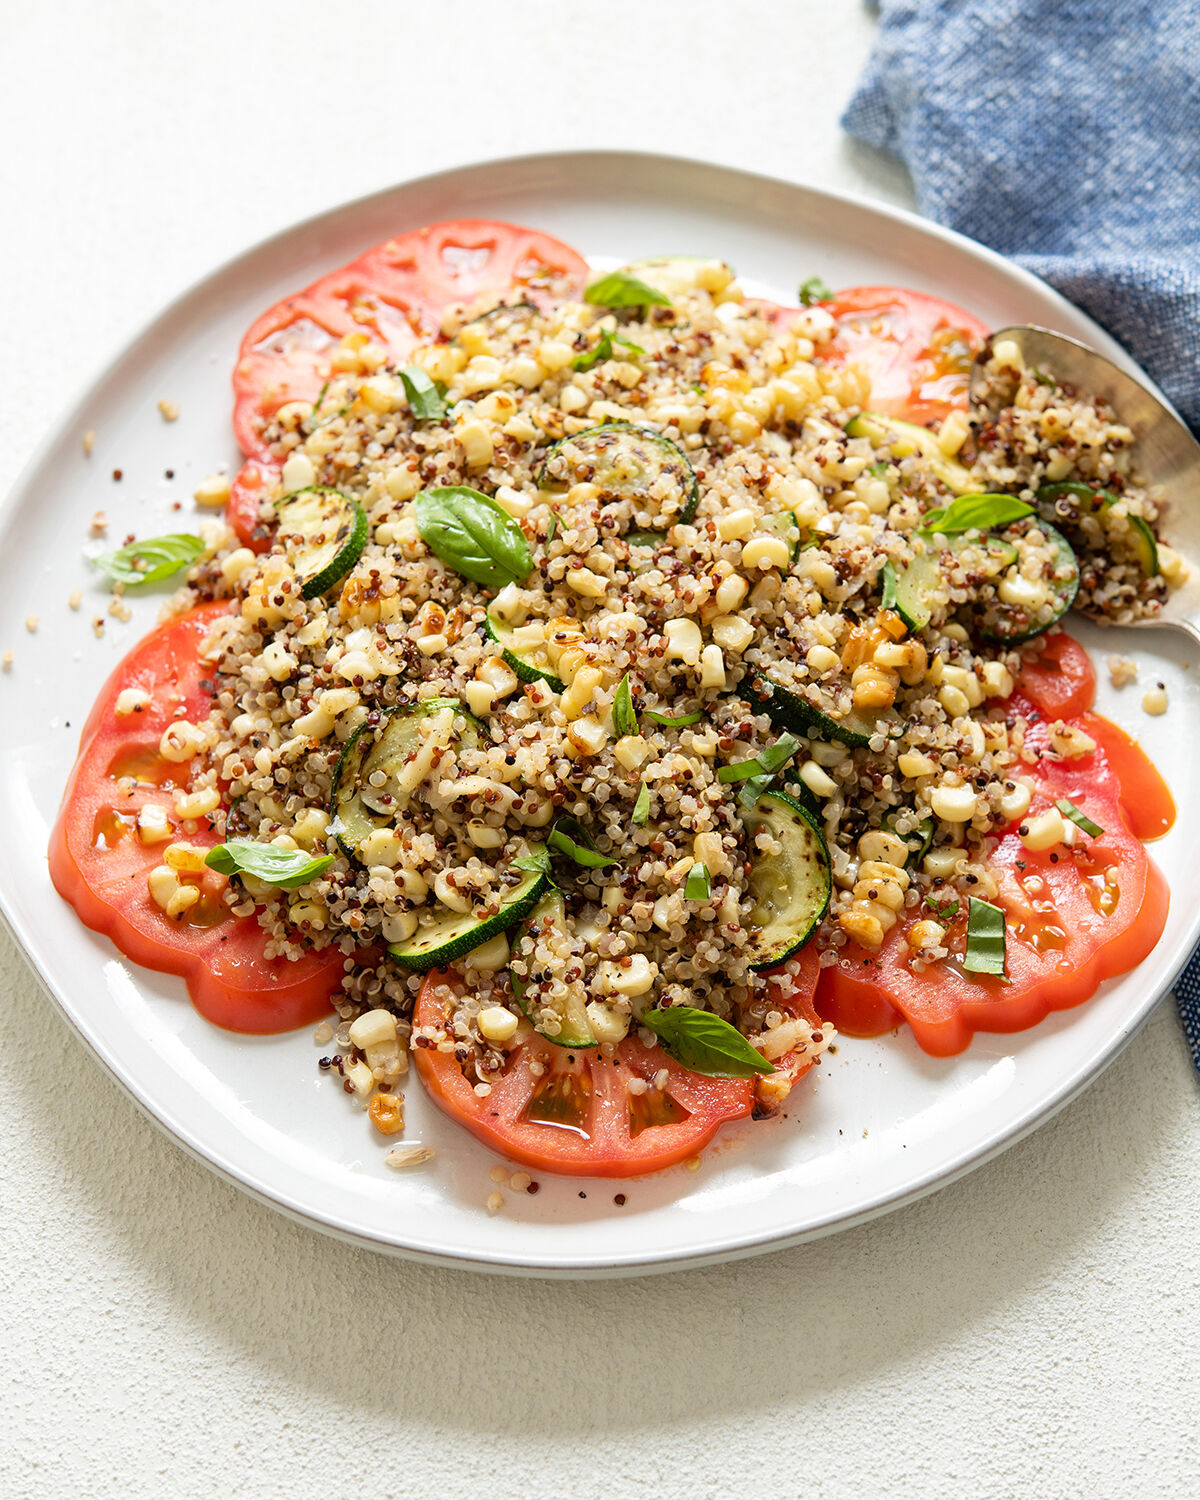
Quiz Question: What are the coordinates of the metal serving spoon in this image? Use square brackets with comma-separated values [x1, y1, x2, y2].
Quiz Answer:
[969, 325, 1200, 647]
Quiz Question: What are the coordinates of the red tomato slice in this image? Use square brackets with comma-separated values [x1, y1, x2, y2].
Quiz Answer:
[816, 709, 1171, 1056]
[413, 972, 752, 1177]
[824, 286, 990, 424]
[413, 950, 823, 1177]
[48, 604, 347, 1034]
[228, 457, 280, 552]
[231, 219, 590, 459]
[1016, 631, 1097, 721]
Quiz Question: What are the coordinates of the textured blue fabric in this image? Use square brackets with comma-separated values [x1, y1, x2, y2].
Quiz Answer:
[843, 0, 1200, 1069]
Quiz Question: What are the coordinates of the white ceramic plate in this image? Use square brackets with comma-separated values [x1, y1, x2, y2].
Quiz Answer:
[3, 151, 1196, 1277]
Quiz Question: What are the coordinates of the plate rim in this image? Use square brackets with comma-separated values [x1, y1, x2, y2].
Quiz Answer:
[2, 147, 1190, 1277]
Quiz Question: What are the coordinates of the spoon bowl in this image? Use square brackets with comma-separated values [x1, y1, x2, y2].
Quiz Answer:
[970, 325, 1200, 646]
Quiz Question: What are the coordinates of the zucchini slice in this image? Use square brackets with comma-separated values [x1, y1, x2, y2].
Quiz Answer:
[330, 699, 482, 859]
[748, 670, 898, 749]
[742, 789, 832, 969]
[883, 551, 938, 633]
[975, 519, 1080, 644]
[388, 861, 549, 973]
[761, 510, 803, 565]
[1123, 514, 1160, 577]
[275, 486, 367, 598]
[1035, 480, 1114, 522]
[846, 412, 974, 495]
[886, 536, 1019, 634]
[483, 606, 571, 693]
[1036, 482, 1160, 578]
[509, 892, 596, 1049]
[537, 421, 699, 530]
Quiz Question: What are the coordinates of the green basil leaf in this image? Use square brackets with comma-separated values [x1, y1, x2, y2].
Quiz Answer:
[684, 862, 711, 901]
[756, 732, 803, 776]
[547, 817, 616, 869]
[205, 839, 335, 890]
[572, 328, 645, 372]
[880, 559, 899, 611]
[583, 271, 671, 309]
[737, 771, 776, 810]
[963, 896, 1006, 976]
[918, 494, 1034, 536]
[632, 780, 651, 826]
[642, 1005, 774, 1078]
[717, 759, 762, 784]
[718, 736, 802, 809]
[1055, 797, 1104, 838]
[397, 364, 447, 421]
[798, 275, 833, 306]
[643, 708, 705, 728]
[415, 486, 533, 589]
[93, 533, 206, 587]
[868, 460, 890, 477]
[927, 896, 960, 921]
[545, 508, 564, 545]
[512, 846, 554, 877]
[612, 674, 638, 738]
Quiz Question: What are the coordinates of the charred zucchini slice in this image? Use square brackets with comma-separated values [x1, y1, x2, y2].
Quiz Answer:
[975, 519, 1080, 643]
[846, 412, 974, 495]
[748, 670, 899, 749]
[388, 862, 548, 973]
[537, 421, 699, 531]
[330, 699, 482, 859]
[275, 486, 367, 598]
[509, 891, 596, 1049]
[742, 789, 832, 969]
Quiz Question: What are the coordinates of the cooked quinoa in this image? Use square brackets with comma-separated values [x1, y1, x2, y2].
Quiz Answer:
[146, 258, 1175, 1126]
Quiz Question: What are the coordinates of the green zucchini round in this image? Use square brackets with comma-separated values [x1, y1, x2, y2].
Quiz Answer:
[329, 699, 482, 860]
[747, 669, 898, 749]
[742, 789, 832, 969]
[275, 486, 367, 599]
[509, 891, 596, 1049]
[975, 519, 1080, 644]
[484, 606, 567, 693]
[537, 421, 699, 531]
[388, 862, 549, 973]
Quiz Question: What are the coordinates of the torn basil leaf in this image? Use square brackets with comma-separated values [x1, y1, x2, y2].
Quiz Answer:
[205, 840, 335, 890]
[642, 1005, 774, 1078]
[963, 896, 1006, 976]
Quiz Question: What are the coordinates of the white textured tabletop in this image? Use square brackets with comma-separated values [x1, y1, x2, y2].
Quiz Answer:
[2, 4, 1197, 1496]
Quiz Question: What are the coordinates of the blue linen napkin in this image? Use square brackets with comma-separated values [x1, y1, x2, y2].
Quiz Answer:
[842, 0, 1200, 1068]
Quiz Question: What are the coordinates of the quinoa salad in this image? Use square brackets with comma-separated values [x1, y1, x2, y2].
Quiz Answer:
[51, 231, 1180, 1179]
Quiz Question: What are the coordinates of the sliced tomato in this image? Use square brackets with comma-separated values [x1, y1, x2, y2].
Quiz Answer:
[1016, 630, 1096, 720]
[823, 286, 990, 424]
[758, 942, 825, 1110]
[228, 457, 280, 552]
[49, 604, 347, 1034]
[413, 945, 825, 1176]
[231, 219, 590, 459]
[816, 708, 1171, 1056]
[413, 971, 754, 1177]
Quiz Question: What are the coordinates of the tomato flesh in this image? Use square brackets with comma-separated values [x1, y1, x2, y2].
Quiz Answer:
[816, 706, 1171, 1056]
[231, 219, 590, 460]
[1016, 631, 1097, 721]
[823, 286, 990, 424]
[49, 604, 347, 1034]
[413, 949, 824, 1177]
